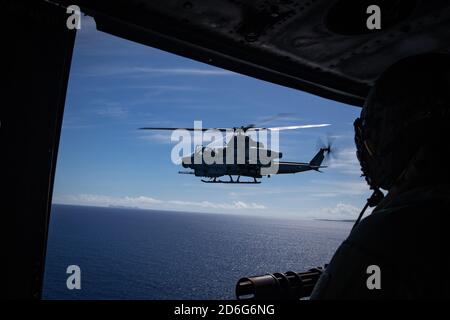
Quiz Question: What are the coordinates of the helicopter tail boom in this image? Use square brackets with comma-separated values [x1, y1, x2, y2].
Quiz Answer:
[269, 147, 330, 175]
[271, 162, 325, 174]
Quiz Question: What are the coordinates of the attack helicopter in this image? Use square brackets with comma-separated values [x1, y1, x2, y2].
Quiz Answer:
[140, 122, 335, 184]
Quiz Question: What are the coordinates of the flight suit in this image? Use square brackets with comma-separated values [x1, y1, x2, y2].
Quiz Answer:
[310, 184, 450, 299]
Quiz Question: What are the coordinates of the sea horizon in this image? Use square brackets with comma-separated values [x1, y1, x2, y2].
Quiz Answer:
[51, 203, 355, 223]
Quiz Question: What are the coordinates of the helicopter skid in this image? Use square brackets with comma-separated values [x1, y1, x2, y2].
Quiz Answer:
[201, 178, 261, 184]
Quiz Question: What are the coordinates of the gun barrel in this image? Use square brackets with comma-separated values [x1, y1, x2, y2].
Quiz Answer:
[236, 267, 324, 300]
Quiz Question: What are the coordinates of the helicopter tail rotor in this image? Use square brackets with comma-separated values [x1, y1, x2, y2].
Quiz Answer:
[317, 133, 338, 161]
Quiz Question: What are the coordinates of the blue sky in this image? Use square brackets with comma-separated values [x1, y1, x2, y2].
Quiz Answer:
[52, 16, 371, 219]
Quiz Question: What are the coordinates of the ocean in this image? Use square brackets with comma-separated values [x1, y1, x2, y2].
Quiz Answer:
[43, 204, 352, 300]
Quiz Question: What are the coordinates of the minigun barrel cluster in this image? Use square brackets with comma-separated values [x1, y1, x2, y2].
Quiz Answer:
[236, 267, 324, 300]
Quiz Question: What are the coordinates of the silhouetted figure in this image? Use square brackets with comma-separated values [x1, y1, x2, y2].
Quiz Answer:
[311, 54, 450, 299]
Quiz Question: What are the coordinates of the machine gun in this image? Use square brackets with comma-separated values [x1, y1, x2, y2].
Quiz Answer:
[235, 267, 325, 300]
[235, 192, 384, 300]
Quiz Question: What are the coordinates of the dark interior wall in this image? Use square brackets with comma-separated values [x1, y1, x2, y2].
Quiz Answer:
[1, 0, 75, 299]
[53, 0, 450, 107]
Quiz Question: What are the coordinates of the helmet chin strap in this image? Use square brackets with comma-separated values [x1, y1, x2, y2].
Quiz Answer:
[351, 189, 384, 232]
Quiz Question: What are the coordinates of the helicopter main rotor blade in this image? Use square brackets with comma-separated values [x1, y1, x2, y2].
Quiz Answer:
[139, 123, 330, 133]
[139, 127, 229, 132]
[248, 124, 331, 131]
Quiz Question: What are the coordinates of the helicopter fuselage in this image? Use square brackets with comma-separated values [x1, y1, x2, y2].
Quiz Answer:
[180, 146, 329, 183]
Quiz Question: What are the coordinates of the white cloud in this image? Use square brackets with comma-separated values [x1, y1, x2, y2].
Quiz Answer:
[55, 194, 162, 208]
[126, 85, 202, 93]
[167, 200, 266, 210]
[309, 203, 362, 220]
[255, 113, 303, 123]
[226, 180, 370, 199]
[79, 66, 236, 78]
[53, 194, 266, 211]
[121, 67, 235, 76]
[328, 147, 362, 175]
[139, 133, 173, 144]
[96, 106, 128, 118]
[307, 180, 369, 198]
[321, 203, 360, 217]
